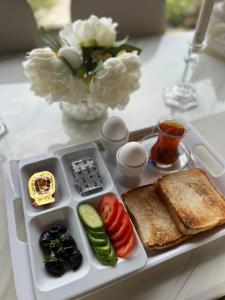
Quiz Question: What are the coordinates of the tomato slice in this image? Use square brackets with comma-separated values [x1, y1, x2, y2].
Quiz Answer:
[113, 224, 133, 249]
[110, 213, 132, 242]
[107, 203, 125, 234]
[116, 232, 136, 258]
[99, 195, 118, 227]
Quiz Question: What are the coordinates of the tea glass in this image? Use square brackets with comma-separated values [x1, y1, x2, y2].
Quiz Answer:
[148, 117, 190, 173]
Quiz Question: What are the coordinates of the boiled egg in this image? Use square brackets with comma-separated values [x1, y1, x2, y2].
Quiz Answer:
[102, 116, 128, 141]
[118, 142, 147, 167]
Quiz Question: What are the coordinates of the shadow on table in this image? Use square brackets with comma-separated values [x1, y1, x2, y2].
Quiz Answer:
[191, 53, 225, 103]
[47, 110, 109, 152]
[133, 35, 163, 64]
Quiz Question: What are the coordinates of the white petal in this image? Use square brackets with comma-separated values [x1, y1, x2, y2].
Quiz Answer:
[58, 46, 82, 69]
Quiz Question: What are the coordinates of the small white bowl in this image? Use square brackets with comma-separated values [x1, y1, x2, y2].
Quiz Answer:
[100, 130, 129, 157]
[116, 146, 147, 178]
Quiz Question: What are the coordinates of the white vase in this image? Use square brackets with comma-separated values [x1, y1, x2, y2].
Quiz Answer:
[60, 98, 107, 122]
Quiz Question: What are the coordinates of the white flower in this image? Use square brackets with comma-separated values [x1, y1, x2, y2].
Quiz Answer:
[90, 53, 141, 109]
[60, 15, 117, 47]
[58, 46, 82, 69]
[23, 48, 88, 103]
[119, 52, 141, 92]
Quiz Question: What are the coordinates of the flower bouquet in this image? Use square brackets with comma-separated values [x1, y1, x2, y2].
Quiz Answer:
[23, 15, 142, 121]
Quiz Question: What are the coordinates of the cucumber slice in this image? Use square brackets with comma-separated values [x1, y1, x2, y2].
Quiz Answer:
[87, 228, 107, 239]
[87, 232, 108, 246]
[106, 245, 118, 266]
[94, 239, 111, 257]
[95, 246, 117, 266]
[95, 243, 117, 266]
[78, 204, 103, 231]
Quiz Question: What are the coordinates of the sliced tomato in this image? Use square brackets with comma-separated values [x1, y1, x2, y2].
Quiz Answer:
[107, 203, 125, 234]
[113, 224, 133, 249]
[99, 195, 118, 227]
[110, 213, 132, 242]
[116, 232, 136, 258]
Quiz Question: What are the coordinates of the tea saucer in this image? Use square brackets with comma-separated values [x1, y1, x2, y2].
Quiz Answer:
[141, 135, 191, 174]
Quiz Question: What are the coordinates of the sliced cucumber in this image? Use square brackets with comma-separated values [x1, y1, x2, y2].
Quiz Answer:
[94, 239, 111, 257]
[95, 243, 117, 266]
[78, 204, 103, 231]
[87, 228, 107, 239]
[106, 245, 118, 266]
[78, 203, 117, 266]
[87, 232, 108, 246]
[95, 246, 117, 266]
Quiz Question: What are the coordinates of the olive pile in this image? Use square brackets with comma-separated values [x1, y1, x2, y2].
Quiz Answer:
[39, 224, 82, 276]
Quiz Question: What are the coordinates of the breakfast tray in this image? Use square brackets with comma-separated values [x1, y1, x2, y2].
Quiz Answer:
[3, 124, 225, 300]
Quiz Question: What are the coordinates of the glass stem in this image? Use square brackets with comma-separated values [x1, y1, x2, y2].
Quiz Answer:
[181, 47, 195, 84]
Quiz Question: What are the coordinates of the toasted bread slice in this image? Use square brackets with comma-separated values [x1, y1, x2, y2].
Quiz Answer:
[122, 184, 187, 250]
[156, 168, 225, 235]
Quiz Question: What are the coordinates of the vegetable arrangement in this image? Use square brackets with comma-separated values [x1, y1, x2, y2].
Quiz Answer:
[78, 194, 136, 266]
[78, 204, 117, 266]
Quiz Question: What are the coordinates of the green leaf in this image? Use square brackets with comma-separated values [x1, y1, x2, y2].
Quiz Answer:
[113, 36, 129, 48]
[40, 26, 61, 53]
[108, 43, 142, 57]
[58, 56, 75, 73]
[91, 60, 103, 74]
[121, 44, 142, 55]
[74, 65, 86, 78]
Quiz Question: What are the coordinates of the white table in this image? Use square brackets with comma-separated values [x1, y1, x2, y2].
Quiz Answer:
[1, 31, 225, 300]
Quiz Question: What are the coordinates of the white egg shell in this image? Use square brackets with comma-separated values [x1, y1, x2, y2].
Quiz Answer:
[118, 142, 147, 167]
[102, 116, 128, 141]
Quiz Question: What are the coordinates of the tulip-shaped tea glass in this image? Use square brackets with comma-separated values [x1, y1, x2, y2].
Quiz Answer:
[147, 117, 190, 174]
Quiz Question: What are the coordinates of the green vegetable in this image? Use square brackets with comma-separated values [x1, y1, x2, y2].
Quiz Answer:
[78, 203, 117, 266]
[87, 228, 107, 239]
[78, 204, 104, 231]
[94, 239, 112, 257]
[87, 232, 108, 246]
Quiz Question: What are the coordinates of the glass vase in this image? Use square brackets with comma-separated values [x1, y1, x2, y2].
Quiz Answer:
[60, 98, 107, 122]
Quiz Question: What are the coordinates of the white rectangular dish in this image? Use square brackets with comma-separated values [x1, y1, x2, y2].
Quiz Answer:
[3, 124, 225, 300]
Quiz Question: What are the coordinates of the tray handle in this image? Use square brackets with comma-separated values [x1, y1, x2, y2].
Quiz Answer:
[3, 161, 36, 300]
[185, 126, 225, 192]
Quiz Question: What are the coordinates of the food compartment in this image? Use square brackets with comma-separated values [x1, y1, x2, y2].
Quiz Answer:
[27, 206, 90, 297]
[60, 144, 114, 201]
[19, 157, 69, 214]
[76, 191, 147, 270]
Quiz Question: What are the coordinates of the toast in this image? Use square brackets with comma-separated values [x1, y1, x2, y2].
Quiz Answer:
[122, 184, 188, 250]
[156, 168, 225, 235]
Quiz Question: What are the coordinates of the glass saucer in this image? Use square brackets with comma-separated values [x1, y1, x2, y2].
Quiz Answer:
[141, 135, 191, 174]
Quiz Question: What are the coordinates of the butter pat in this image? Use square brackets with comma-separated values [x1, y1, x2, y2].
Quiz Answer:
[28, 171, 55, 207]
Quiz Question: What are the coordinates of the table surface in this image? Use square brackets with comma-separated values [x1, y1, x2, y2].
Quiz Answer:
[1, 30, 225, 300]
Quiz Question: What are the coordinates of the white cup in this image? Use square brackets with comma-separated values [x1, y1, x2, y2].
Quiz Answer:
[100, 130, 129, 159]
[116, 146, 147, 178]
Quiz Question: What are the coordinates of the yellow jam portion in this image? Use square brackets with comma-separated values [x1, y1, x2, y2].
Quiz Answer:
[28, 171, 55, 206]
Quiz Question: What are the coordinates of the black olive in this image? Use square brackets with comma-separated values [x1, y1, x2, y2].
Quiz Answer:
[45, 257, 65, 276]
[57, 245, 74, 260]
[49, 225, 67, 239]
[39, 231, 53, 251]
[69, 249, 83, 271]
[60, 232, 76, 248]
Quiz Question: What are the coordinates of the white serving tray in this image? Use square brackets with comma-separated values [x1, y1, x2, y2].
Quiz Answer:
[3, 124, 225, 300]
